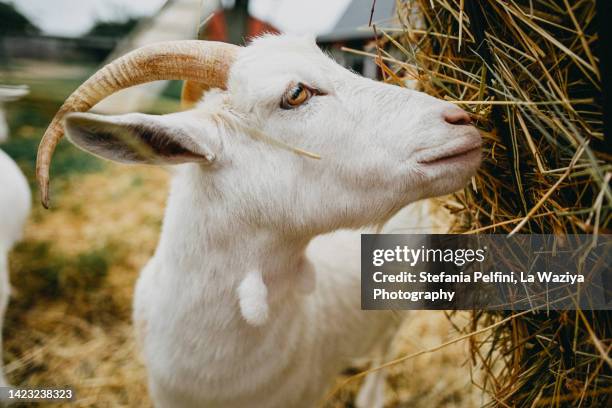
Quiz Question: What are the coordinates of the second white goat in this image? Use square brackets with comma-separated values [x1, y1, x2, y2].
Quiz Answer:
[0, 85, 31, 390]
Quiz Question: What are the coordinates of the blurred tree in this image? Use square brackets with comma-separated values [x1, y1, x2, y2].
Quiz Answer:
[86, 18, 139, 38]
[0, 1, 39, 36]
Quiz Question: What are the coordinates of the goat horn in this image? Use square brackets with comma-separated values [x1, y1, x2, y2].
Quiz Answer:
[36, 40, 239, 208]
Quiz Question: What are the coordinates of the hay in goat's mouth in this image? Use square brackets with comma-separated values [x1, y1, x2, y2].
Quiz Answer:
[346, 0, 611, 406]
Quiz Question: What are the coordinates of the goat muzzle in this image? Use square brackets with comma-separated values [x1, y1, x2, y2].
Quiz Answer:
[36, 40, 239, 208]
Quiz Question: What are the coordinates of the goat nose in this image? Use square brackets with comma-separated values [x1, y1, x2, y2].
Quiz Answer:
[443, 108, 472, 126]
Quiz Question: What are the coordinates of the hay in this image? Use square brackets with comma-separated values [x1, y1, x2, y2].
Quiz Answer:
[383, 0, 609, 234]
[361, 0, 611, 406]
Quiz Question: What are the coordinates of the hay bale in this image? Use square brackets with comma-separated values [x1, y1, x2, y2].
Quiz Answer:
[362, 0, 610, 406]
[386, 0, 609, 234]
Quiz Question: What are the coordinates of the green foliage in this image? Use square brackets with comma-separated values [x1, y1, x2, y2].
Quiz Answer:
[9, 241, 112, 303]
[86, 18, 139, 38]
[160, 80, 184, 100]
[61, 248, 111, 292]
[1, 77, 103, 185]
[9, 241, 64, 299]
[0, 2, 39, 36]
[2, 129, 102, 185]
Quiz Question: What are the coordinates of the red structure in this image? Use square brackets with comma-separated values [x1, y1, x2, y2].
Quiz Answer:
[204, 10, 279, 42]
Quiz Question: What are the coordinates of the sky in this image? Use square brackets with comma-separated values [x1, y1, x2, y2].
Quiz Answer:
[249, 0, 351, 36]
[9, 0, 167, 37]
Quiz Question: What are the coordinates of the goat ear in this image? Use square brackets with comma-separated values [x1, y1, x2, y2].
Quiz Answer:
[64, 111, 221, 165]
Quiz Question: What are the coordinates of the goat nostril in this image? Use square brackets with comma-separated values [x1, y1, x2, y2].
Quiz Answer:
[443, 108, 472, 126]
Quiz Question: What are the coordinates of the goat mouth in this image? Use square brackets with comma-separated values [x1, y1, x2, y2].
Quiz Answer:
[418, 145, 481, 166]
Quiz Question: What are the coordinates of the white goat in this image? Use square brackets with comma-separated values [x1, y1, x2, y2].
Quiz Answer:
[36, 35, 480, 407]
[0, 86, 31, 389]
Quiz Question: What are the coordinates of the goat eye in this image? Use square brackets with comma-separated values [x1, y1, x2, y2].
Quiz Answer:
[281, 83, 313, 109]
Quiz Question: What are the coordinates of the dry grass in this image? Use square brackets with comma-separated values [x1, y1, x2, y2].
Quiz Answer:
[5, 164, 168, 407]
[350, 0, 611, 406]
[382, 0, 609, 235]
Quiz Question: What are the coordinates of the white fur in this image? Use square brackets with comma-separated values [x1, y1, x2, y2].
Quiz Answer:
[238, 270, 269, 326]
[0, 86, 29, 143]
[0, 85, 31, 390]
[63, 35, 480, 407]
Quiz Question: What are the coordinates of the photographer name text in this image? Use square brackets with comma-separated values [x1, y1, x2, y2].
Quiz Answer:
[369, 245, 585, 303]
